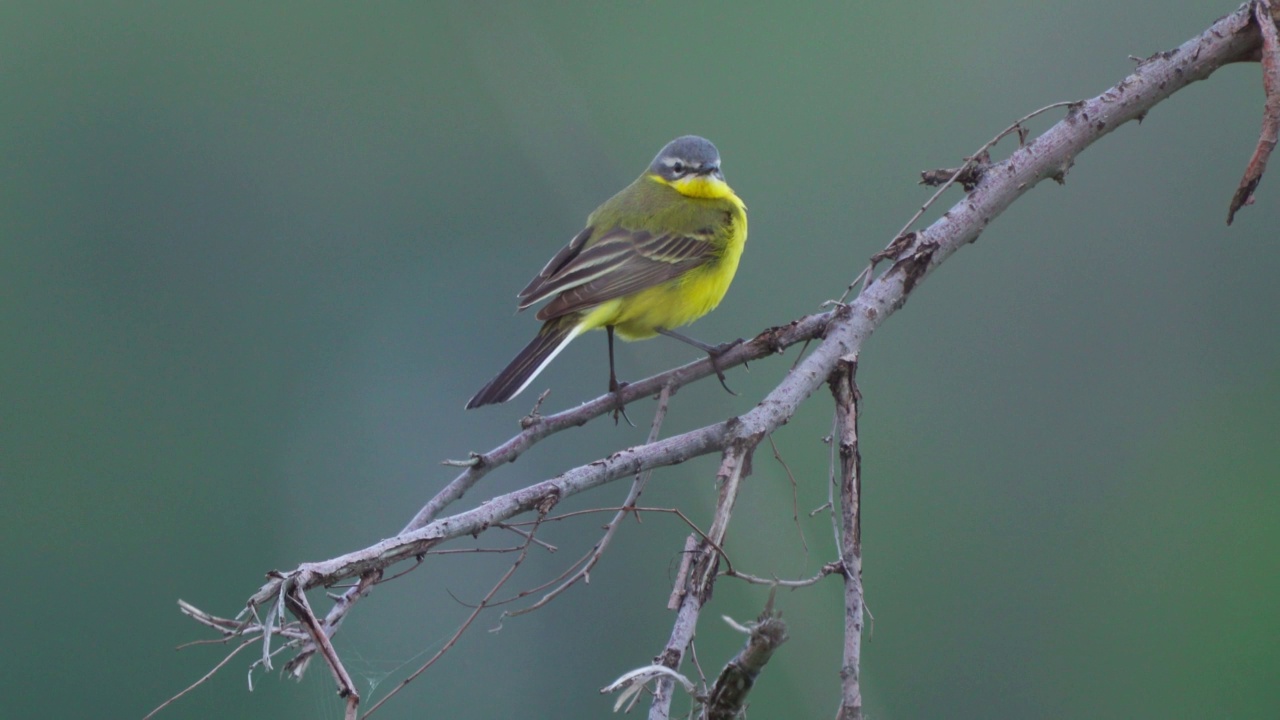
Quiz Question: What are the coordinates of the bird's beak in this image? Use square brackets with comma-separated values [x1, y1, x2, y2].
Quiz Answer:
[698, 165, 724, 180]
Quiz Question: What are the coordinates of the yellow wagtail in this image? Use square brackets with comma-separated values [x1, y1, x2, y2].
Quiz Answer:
[466, 135, 748, 410]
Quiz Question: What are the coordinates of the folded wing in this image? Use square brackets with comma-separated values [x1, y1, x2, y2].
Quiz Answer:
[518, 227, 718, 321]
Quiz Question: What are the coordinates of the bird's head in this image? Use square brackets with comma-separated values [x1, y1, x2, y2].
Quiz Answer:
[647, 135, 733, 199]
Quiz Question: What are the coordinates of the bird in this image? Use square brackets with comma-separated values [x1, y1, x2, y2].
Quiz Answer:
[465, 135, 748, 412]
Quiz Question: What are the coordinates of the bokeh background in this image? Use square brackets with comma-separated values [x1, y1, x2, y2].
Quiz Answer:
[4, 1, 1278, 718]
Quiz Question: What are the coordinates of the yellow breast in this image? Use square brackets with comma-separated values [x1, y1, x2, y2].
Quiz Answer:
[609, 200, 747, 340]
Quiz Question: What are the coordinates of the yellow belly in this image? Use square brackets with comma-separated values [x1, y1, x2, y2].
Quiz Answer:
[577, 232, 745, 340]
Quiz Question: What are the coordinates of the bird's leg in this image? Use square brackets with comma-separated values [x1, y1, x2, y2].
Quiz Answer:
[657, 328, 743, 396]
[606, 326, 634, 426]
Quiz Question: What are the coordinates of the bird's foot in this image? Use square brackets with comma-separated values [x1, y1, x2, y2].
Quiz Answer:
[609, 378, 635, 427]
[705, 338, 745, 395]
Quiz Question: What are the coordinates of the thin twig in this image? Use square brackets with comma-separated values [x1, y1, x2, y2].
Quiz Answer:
[723, 562, 843, 589]
[373, 556, 425, 585]
[425, 545, 528, 555]
[503, 504, 668, 526]
[142, 639, 256, 720]
[175, 636, 240, 651]
[688, 640, 709, 692]
[826, 417, 841, 563]
[494, 523, 559, 552]
[768, 433, 809, 555]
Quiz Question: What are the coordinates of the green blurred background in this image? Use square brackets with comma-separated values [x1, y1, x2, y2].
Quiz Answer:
[4, 1, 1277, 718]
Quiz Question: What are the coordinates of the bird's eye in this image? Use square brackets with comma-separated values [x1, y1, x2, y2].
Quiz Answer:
[670, 161, 685, 174]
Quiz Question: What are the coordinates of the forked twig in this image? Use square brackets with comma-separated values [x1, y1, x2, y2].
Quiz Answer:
[650, 436, 759, 719]
[286, 586, 360, 720]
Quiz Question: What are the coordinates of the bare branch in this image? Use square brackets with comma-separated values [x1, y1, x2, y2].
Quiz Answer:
[830, 357, 864, 720]
[649, 434, 759, 719]
[704, 606, 790, 720]
[1228, 0, 1280, 223]
[282, 312, 831, 678]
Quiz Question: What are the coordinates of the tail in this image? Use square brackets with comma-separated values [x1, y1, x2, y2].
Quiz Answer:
[465, 317, 582, 409]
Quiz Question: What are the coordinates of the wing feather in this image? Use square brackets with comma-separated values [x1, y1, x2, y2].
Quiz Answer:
[518, 226, 594, 302]
[529, 228, 718, 321]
